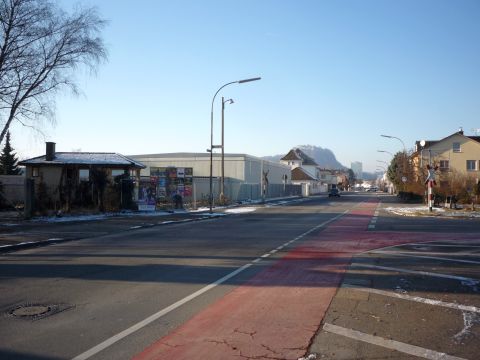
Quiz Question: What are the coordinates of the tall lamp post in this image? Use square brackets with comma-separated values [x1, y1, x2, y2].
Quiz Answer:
[381, 134, 408, 187]
[220, 97, 234, 204]
[209, 77, 261, 213]
[377, 149, 394, 157]
[381, 134, 406, 152]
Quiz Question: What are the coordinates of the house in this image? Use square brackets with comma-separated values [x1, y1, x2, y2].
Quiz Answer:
[19, 142, 145, 215]
[280, 148, 331, 194]
[413, 129, 480, 188]
[280, 148, 320, 179]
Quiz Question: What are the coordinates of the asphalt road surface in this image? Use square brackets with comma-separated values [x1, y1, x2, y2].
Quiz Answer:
[1, 193, 479, 360]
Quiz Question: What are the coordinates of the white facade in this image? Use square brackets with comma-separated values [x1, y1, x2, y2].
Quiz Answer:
[129, 153, 290, 184]
[128, 153, 299, 203]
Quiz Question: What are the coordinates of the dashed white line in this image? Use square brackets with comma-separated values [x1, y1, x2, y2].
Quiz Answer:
[371, 250, 480, 265]
[342, 284, 480, 314]
[323, 323, 467, 360]
[71, 210, 349, 360]
[351, 263, 480, 284]
[407, 243, 480, 248]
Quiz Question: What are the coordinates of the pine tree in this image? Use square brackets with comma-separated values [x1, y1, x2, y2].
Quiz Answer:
[0, 131, 21, 175]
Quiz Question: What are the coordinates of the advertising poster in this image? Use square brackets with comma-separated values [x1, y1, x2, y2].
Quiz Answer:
[140, 167, 194, 208]
[137, 177, 156, 211]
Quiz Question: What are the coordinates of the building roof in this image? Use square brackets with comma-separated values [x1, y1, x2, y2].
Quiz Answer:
[291, 167, 316, 181]
[281, 148, 318, 166]
[415, 131, 480, 153]
[19, 152, 146, 168]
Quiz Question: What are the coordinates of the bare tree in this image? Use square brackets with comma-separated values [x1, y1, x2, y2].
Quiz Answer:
[0, 0, 107, 145]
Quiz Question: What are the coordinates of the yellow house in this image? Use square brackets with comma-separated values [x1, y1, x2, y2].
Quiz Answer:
[415, 130, 480, 187]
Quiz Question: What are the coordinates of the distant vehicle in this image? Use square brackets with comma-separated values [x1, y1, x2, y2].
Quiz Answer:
[328, 188, 340, 197]
[366, 187, 378, 192]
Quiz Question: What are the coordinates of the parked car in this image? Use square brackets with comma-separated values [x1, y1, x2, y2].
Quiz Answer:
[328, 188, 340, 197]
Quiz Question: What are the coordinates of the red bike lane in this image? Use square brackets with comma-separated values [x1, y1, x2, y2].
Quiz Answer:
[133, 200, 478, 360]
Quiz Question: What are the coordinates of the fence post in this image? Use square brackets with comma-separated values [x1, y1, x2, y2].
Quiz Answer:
[24, 178, 35, 219]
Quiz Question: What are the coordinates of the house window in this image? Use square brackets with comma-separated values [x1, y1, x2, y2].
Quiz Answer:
[32, 167, 39, 177]
[111, 169, 125, 177]
[466, 160, 477, 171]
[439, 160, 449, 171]
[79, 169, 90, 181]
[452, 142, 461, 152]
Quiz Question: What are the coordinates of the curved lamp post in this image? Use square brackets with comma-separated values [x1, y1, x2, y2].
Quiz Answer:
[377, 149, 394, 157]
[221, 97, 234, 203]
[381, 134, 406, 152]
[381, 134, 408, 186]
[209, 77, 261, 213]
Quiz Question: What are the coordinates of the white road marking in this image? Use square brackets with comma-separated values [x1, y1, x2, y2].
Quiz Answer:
[342, 284, 480, 314]
[323, 323, 467, 360]
[71, 210, 349, 360]
[371, 250, 480, 265]
[71, 262, 253, 360]
[368, 249, 480, 257]
[407, 243, 480, 248]
[351, 263, 480, 284]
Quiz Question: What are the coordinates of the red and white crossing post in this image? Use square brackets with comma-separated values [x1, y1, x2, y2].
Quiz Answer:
[425, 165, 438, 212]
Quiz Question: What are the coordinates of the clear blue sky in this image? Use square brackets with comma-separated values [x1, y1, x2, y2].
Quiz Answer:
[11, 0, 480, 172]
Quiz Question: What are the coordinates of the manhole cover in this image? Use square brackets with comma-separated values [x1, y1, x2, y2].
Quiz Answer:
[7, 303, 73, 320]
[11, 305, 51, 317]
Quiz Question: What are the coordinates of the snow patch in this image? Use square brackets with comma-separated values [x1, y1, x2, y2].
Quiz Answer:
[225, 207, 257, 214]
[385, 206, 480, 218]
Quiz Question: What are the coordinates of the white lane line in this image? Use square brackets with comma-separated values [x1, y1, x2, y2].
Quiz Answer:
[323, 323, 467, 360]
[71, 210, 349, 360]
[369, 249, 480, 257]
[371, 250, 480, 265]
[342, 284, 480, 314]
[71, 262, 253, 360]
[407, 244, 480, 248]
[351, 263, 480, 284]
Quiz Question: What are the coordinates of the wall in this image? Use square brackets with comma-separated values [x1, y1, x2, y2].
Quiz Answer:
[0, 175, 24, 205]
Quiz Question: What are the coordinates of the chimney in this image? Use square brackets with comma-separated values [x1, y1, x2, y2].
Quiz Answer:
[45, 142, 56, 161]
[458, 127, 464, 135]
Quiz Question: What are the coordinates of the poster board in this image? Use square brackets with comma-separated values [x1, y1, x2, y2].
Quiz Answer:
[138, 167, 193, 210]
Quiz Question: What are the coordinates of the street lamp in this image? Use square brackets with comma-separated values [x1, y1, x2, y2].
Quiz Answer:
[220, 97, 234, 204]
[381, 134, 406, 152]
[377, 149, 394, 157]
[209, 77, 261, 213]
[381, 134, 408, 186]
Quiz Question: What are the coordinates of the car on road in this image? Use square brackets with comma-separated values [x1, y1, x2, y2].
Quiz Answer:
[328, 188, 340, 197]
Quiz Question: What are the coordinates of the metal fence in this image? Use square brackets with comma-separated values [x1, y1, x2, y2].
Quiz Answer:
[190, 177, 302, 208]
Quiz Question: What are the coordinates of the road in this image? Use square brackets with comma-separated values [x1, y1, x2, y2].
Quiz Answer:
[0, 193, 479, 360]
